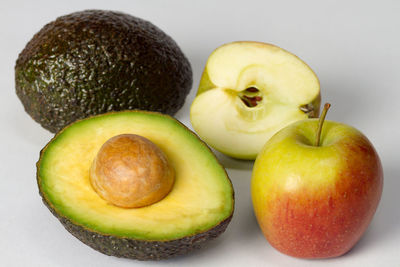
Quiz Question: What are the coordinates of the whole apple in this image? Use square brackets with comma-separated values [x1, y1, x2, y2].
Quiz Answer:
[251, 104, 383, 258]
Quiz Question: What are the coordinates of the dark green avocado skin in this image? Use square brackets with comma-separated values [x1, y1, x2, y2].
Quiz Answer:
[15, 10, 192, 133]
[41, 193, 232, 260]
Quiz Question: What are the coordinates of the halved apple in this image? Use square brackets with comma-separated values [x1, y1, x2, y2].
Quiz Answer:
[190, 41, 320, 159]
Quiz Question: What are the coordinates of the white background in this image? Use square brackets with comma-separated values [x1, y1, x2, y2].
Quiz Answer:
[1, 0, 399, 266]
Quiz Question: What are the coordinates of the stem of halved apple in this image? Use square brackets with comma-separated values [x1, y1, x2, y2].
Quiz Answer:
[315, 103, 331, 146]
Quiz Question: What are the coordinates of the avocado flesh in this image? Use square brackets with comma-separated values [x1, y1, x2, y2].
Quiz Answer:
[37, 111, 234, 260]
[15, 10, 192, 133]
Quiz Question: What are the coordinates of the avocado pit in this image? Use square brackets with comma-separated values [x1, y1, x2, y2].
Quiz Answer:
[90, 134, 175, 208]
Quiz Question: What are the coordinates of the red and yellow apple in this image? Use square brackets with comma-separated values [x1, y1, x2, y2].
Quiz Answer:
[190, 41, 320, 159]
[251, 104, 383, 258]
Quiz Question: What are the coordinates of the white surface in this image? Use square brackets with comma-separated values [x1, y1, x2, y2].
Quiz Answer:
[1, 0, 399, 266]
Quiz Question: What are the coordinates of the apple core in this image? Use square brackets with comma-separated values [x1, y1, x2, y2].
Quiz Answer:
[239, 87, 263, 107]
[89, 134, 175, 208]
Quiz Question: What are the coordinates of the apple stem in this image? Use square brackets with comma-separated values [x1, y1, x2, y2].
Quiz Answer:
[315, 103, 331, 146]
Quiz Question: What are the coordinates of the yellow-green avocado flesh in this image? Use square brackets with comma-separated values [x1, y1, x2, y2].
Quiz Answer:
[37, 111, 234, 260]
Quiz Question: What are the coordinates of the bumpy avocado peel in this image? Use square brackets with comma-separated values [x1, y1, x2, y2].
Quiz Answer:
[16, 10, 192, 133]
[41, 198, 232, 260]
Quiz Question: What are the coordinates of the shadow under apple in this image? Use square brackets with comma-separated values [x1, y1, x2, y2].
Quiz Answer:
[214, 150, 254, 171]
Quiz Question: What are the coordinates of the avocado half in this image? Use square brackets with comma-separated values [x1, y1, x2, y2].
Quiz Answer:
[16, 10, 192, 133]
[37, 111, 234, 260]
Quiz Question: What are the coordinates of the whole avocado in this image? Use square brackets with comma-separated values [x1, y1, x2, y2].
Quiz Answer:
[15, 10, 192, 133]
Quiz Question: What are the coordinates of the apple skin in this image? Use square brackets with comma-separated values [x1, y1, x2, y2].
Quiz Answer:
[251, 119, 383, 258]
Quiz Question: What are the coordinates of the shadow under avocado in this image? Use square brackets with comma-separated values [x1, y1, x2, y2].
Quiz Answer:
[10, 106, 53, 147]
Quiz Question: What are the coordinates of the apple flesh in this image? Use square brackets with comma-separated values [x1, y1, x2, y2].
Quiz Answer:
[190, 42, 320, 159]
[251, 119, 383, 258]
